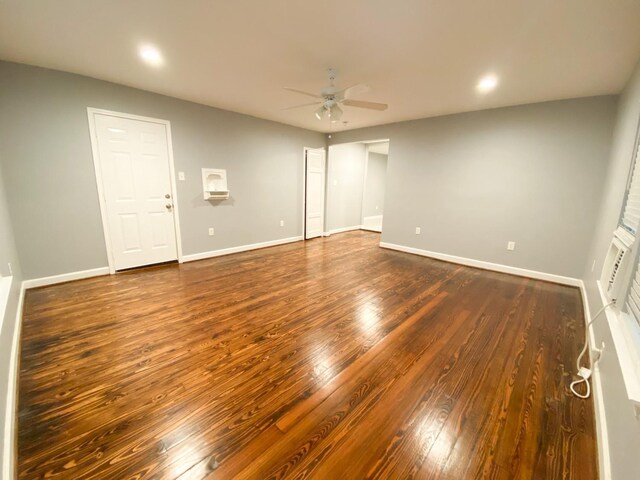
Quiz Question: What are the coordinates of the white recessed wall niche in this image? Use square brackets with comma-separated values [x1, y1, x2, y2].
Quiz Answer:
[202, 168, 229, 200]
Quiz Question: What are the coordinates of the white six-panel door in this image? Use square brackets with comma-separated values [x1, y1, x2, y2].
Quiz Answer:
[92, 113, 178, 271]
[305, 148, 326, 239]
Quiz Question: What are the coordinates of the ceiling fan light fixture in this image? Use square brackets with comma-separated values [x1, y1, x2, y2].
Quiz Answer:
[284, 69, 387, 122]
[329, 104, 342, 122]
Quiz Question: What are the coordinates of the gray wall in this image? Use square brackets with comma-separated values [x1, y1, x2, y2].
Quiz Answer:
[325, 143, 366, 231]
[0, 61, 325, 279]
[362, 151, 387, 219]
[583, 59, 640, 480]
[0, 161, 23, 479]
[329, 96, 617, 278]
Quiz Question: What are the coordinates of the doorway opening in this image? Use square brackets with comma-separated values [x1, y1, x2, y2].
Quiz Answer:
[360, 140, 389, 233]
[322, 139, 389, 236]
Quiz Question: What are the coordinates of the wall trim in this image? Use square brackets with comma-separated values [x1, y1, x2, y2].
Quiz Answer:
[22, 237, 308, 288]
[379, 242, 581, 287]
[579, 280, 612, 480]
[3, 281, 25, 480]
[22, 267, 110, 289]
[182, 236, 303, 262]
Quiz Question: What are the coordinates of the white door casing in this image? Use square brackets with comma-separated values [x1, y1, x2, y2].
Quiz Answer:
[88, 109, 182, 272]
[305, 148, 326, 239]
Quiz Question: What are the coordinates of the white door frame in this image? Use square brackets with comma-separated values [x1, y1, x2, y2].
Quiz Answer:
[302, 147, 326, 239]
[360, 144, 371, 227]
[87, 107, 184, 274]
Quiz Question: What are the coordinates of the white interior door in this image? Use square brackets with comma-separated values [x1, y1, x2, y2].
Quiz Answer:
[305, 148, 326, 239]
[93, 113, 178, 270]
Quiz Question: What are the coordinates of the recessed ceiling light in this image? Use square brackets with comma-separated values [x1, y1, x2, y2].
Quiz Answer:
[477, 74, 498, 93]
[139, 44, 164, 67]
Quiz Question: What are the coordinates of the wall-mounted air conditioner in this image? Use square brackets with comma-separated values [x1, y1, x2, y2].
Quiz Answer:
[601, 227, 635, 302]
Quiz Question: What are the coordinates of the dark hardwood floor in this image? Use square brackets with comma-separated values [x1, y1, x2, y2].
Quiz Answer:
[17, 231, 596, 479]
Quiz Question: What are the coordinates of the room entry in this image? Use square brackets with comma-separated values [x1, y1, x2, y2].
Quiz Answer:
[88, 109, 182, 272]
[323, 140, 389, 235]
[304, 148, 326, 239]
[361, 141, 388, 232]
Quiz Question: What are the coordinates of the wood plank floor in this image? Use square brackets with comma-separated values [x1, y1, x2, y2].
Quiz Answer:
[17, 231, 596, 479]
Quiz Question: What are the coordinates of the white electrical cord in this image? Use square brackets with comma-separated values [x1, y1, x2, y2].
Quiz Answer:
[570, 300, 616, 399]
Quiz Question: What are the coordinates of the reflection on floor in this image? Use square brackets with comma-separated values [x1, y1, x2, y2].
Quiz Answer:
[18, 231, 595, 479]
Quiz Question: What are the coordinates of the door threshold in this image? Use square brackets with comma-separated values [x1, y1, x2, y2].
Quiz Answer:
[116, 260, 179, 274]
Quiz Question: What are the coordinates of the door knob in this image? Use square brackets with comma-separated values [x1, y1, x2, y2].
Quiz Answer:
[165, 193, 171, 199]
[165, 204, 172, 210]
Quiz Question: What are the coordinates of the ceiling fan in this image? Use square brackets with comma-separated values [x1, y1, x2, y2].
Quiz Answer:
[284, 68, 388, 122]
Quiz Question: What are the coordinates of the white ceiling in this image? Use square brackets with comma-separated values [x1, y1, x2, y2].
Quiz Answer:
[1, 1, 639, 133]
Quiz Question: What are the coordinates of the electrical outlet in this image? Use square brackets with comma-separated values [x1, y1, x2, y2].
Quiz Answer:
[178, 171, 185, 181]
[208, 227, 215, 236]
[415, 227, 421, 235]
[280, 220, 284, 227]
[507, 241, 516, 251]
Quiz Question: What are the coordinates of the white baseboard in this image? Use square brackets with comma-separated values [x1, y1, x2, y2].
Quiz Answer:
[362, 215, 383, 233]
[579, 280, 611, 480]
[23, 267, 110, 289]
[379, 242, 581, 287]
[182, 236, 303, 262]
[3, 281, 25, 480]
[592, 365, 611, 480]
[23, 237, 307, 287]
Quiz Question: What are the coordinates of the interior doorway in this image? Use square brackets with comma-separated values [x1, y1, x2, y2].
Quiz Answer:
[360, 141, 389, 232]
[322, 139, 389, 236]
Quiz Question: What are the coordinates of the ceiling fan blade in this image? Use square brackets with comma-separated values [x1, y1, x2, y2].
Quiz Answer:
[282, 101, 322, 110]
[336, 83, 370, 100]
[342, 99, 388, 111]
[284, 87, 322, 99]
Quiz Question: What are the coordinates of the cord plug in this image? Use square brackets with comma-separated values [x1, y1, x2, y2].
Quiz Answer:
[578, 367, 592, 380]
